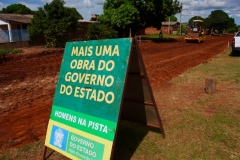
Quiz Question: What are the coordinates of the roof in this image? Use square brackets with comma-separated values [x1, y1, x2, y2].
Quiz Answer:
[193, 20, 203, 22]
[78, 20, 100, 23]
[162, 21, 179, 26]
[0, 14, 33, 23]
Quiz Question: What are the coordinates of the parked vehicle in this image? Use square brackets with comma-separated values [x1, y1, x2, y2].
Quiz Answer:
[232, 31, 240, 53]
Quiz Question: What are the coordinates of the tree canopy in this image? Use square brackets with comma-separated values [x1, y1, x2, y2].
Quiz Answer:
[188, 16, 204, 26]
[205, 10, 230, 33]
[0, 4, 33, 14]
[87, 23, 117, 40]
[28, 0, 83, 47]
[99, 0, 182, 37]
[167, 15, 178, 22]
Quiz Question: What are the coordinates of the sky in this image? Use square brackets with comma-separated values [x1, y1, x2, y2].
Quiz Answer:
[0, 0, 240, 25]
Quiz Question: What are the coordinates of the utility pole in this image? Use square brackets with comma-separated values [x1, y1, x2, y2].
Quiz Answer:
[180, 3, 182, 35]
[168, 17, 170, 34]
[180, 13, 182, 35]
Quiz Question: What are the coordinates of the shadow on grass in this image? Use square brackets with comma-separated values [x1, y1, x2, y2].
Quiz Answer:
[185, 40, 202, 43]
[152, 38, 178, 43]
[229, 50, 240, 57]
[113, 120, 163, 160]
[137, 37, 178, 43]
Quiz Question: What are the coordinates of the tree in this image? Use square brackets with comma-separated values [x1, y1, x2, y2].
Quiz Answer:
[178, 24, 187, 34]
[204, 10, 235, 34]
[227, 17, 238, 33]
[188, 16, 205, 27]
[166, 15, 178, 22]
[99, 1, 140, 37]
[99, 0, 182, 37]
[28, 0, 83, 47]
[0, 4, 32, 14]
[86, 23, 117, 40]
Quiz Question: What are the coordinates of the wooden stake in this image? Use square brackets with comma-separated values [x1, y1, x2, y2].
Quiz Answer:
[205, 79, 216, 94]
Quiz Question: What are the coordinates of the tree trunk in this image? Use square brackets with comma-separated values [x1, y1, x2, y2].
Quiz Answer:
[205, 79, 216, 94]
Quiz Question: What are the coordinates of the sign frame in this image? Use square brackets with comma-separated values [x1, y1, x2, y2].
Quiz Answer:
[42, 38, 164, 160]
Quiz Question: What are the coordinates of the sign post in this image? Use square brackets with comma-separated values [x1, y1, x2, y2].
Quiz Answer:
[43, 38, 164, 160]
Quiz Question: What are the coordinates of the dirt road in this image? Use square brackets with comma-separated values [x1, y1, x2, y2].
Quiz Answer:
[0, 35, 233, 150]
[140, 35, 232, 87]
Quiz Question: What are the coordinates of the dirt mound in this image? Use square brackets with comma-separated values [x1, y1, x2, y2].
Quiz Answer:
[0, 47, 63, 148]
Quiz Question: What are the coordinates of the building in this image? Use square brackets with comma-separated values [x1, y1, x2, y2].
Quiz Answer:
[0, 14, 33, 43]
[144, 21, 180, 35]
[0, 13, 100, 44]
[161, 21, 180, 34]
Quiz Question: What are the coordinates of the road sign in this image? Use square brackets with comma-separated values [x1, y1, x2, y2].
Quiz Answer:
[43, 38, 164, 160]
[44, 38, 132, 160]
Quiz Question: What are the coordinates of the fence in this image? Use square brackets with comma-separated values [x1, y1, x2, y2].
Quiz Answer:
[0, 29, 30, 43]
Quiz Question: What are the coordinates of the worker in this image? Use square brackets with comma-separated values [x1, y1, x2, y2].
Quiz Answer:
[159, 30, 163, 38]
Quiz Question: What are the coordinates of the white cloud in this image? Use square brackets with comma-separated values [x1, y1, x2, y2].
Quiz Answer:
[180, 0, 226, 10]
[229, 7, 239, 12]
[0, 2, 4, 8]
[177, 0, 240, 24]
[19, 2, 41, 10]
[83, 0, 92, 7]
[94, 0, 105, 5]
[65, 0, 93, 9]
[41, 0, 52, 3]
[224, 10, 230, 14]
[236, 14, 240, 18]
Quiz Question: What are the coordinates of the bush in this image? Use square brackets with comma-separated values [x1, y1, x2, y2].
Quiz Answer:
[177, 24, 187, 35]
[0, 48, 22, 58]
[86, 23, 117, 40]
[227, 27, 238, 33]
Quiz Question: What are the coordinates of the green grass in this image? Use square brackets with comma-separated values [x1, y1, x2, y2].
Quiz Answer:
[0, 48, 22, 58]
[137, 34, 185, 42]
[172, 48, 240, 90]
[1, 47, 240, 160]
[156, 47, 240, 159]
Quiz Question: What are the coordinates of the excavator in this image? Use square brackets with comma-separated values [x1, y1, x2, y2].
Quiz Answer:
[185, 20, 205, 43]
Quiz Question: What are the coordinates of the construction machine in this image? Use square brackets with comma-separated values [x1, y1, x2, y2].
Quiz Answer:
[185, 20, 205, 43]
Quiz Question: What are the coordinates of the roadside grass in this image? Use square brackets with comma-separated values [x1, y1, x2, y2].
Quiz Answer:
[1, 47, 240, 160]
[0, 48, 22, 58]
[150, 47, 240, 159]
[137, 34, 184, 42]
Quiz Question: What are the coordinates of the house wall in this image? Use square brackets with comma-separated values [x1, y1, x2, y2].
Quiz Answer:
[0, 25, 8, 30]
[145, 27, 160, 35]
[145, 26, 174, 35]
[161, 26, 172, 34]
[162, 26, 179, 34]
[0, 41, 30, 48]
[145, 24, 179, 35]
[0, 19, 9, 43]
[0, 25, 9, 43]
[0, 20, 30, 43]
[10, 24, 18, 30]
